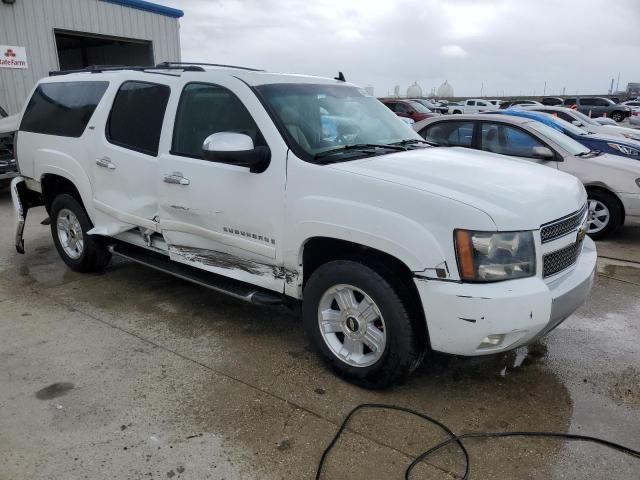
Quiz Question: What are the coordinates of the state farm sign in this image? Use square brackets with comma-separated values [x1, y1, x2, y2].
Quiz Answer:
[0, 46, 28, 69]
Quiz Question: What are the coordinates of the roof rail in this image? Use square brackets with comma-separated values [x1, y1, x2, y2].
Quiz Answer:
[49, 64, 205, 76]
[157, 61, 265, 72]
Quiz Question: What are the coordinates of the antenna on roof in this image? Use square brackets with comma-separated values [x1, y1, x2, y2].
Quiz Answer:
[334, 72, 346, 82]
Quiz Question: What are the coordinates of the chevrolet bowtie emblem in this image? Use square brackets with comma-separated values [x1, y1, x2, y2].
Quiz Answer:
[576, 226, 587, 243]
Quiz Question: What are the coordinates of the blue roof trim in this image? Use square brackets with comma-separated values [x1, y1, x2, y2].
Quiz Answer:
[100, 0, 184, 18]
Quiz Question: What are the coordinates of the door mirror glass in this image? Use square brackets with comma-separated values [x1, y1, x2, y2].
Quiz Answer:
[202, 132, 270, 173]
[571, 120, 583, 127]
[531, 146, 555, 160]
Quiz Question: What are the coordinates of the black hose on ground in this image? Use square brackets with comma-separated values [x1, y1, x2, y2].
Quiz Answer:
[316, 403, 640, 480]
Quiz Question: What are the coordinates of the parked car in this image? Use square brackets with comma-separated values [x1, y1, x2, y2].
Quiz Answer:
[11, 64, 595, 388]
[541, 97, 564, 106]
[488, 99, 504, 107]
[409, 98, 449, 114]
[414, 114, 640, 238]
[380, 98, 439, 122]
[561, 97, 632, 122]
[449, 99, 497, 114]
[0, 113, 19, 188]
[621, 100, 640, 109]
[500, 100, 542, 109]
[491, 109, 640, 160]
[520, 105, 640, 142]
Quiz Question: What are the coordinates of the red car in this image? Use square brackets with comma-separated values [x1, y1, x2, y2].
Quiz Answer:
[380, 99, 439, 122]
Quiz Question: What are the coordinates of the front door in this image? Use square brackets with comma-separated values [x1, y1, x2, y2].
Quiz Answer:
[157, 80, 287, 292]
[90, 79, 173, 234]
[478, 122, 559, 167]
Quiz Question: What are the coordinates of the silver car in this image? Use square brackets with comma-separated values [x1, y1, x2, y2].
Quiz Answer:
[518, 105, 640, 142]
[414, 114, 640, 238]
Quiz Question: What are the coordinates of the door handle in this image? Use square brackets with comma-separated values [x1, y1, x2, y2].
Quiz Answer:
[96, 157, 116, 170]
[163, 172, 190, 186]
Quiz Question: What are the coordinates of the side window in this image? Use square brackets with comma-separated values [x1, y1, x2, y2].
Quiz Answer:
[592, 98, 608, 107]
[467, 100, 476, 106]
[20, 81, 108, 137]
[395, 103, 409, 113]
[421, 121, 474, 147]
[172, 83, 261, 159]
[564, 98, 577, 105]
[383, 102, 395, 112]
[580, 98, 595, 106]
[480, 123, 545, 157]
[557, 111, 576, 123]
[107, 81, 170, 156]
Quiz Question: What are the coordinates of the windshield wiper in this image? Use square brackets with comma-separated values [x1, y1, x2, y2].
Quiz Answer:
[390, 139, 435, 147]
[313, 143, 407, 161]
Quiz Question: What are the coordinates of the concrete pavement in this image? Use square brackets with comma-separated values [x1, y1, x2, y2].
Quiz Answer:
[0, 192, 638, 479]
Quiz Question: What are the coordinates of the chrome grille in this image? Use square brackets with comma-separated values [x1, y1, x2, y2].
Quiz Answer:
[543, 241, 582, 278]
[540, 204, 587, 244]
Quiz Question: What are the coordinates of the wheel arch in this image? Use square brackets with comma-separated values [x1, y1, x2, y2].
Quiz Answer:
[299, 236, 429, 345]
[584, 184, 626, 220]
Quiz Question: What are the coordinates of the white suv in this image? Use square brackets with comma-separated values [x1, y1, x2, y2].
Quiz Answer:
[11, 63, 597, 388]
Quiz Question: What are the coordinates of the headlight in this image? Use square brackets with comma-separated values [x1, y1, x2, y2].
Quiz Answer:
[608, 143, 640, 156]
[454, 230, 536, 282]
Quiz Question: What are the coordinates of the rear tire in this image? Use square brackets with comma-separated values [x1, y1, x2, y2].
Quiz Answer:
[302, 260, 425, 389]
[586, 190, 622, 240]
[50, 194, 111, 272]
[610, 111, 624, 122]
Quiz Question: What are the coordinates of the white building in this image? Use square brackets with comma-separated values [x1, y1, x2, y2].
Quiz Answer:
[0, 0, 182, 114]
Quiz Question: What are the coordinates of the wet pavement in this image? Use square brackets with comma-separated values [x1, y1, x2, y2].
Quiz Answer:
[0, 192, 638, 479]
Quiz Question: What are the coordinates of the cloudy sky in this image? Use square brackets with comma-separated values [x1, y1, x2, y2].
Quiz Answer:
[155, 0, 639, 97]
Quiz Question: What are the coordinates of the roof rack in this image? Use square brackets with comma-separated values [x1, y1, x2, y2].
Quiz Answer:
[49, 63, 205, 76]
[157, 61, 265, 72]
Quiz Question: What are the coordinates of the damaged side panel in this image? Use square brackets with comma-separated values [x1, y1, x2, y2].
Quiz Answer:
[11, 176, 44, 253]
[169, 245, 297, 294]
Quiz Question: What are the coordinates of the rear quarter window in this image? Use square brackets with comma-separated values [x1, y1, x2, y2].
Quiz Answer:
[20, 81, 109, 137]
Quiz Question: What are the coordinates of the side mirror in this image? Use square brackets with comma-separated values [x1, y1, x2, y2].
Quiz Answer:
[532, 146, 555, 160]
[571, 120, 583, 127]
[202, 132, 270, 173]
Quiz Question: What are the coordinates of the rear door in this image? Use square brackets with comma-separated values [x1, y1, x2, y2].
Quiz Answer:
[90, 78, 174, 234]
[418, 120, 475, 147]
[156, 78, 288, 292]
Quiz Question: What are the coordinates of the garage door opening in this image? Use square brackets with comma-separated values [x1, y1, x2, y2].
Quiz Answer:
[55, 30, 153, 71]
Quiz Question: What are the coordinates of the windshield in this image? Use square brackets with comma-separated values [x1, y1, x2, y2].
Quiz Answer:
[408, 101, 432, 113]
[569, 109, 599, 126]
[256, 83, 422, 158]
[537, 113, 590, 136]
[528, 121, 590, 156]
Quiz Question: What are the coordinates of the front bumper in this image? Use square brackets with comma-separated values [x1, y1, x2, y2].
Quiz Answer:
[415, 237, 597, 356]
[0, 170, 18, 181]
[620, 192, 640, 222]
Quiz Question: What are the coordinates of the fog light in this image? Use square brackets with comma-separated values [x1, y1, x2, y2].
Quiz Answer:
[478, 334, 505, 349]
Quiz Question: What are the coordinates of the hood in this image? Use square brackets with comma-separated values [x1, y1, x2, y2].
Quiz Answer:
[0, 114, 18, 135]
[329, 147, 585, 231]
[600, 125, 640, 141]
[582, 131, 640, 147]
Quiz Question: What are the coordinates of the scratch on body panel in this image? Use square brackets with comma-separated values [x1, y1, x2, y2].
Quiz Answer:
[171, 245, 299, 284]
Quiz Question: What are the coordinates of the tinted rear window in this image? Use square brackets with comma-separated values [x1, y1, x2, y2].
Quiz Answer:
[20, 81, 108, 137]
[107, 81, 170, 156]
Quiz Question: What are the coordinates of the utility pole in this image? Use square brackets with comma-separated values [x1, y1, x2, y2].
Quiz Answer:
[616, 72, 620, 92]
[609, 78, 615, 95]
[543, 81, 547, 96]
[480, 81, 484, 97]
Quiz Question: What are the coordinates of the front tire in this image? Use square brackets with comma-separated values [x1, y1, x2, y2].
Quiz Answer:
[50, 194, 112, 272]
[587, 190, 622, 239]
[302, 260, 425, 389]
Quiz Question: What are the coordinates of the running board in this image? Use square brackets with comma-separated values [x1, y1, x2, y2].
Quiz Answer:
[108, 242, 287, 306]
